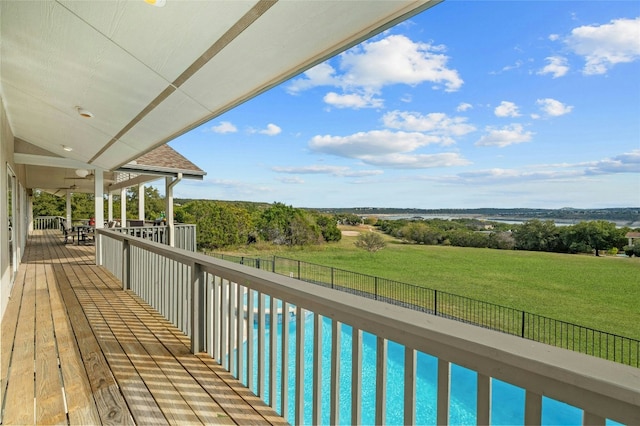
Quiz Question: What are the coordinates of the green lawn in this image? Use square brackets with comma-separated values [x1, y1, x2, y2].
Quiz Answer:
[219, 229, 640, 340]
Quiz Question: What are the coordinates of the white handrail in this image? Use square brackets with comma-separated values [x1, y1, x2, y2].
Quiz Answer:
[97, 229, 640, 425]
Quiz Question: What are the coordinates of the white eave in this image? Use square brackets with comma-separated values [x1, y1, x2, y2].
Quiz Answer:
[1, 0, 442, 190]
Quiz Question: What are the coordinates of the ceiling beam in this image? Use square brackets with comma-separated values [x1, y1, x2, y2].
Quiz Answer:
[14, 153, 96, 170]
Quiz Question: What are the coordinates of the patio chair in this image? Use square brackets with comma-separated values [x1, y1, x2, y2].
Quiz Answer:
[60, 221, 75, 244]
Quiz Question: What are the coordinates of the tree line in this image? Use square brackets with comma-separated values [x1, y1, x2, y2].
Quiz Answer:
[32, 191, 342, 251]
[31, 191, 638, 256]
[375, 217, 639, 256]
[32, 187, 167, 222]
[175, 200, 341, 250]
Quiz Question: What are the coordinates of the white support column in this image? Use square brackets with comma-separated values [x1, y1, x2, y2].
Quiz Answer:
[165, 173, 181, 247]
[94, 170, 104, 266]
[27, 195, 33, 233]
[108, 192, 113, 222]
[138, 184, 145, 221]
[120, 187, 127, 227]
[65, 191, 72, 226]
[94, 170, 104, 229]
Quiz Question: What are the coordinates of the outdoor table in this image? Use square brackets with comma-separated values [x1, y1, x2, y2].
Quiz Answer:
[75, 225, 94, 245]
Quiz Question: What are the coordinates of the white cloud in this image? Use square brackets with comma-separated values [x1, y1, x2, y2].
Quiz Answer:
[583, 149, 640, 175]
[323, 92, 383, 109]
[537, 56, 570, 78]
[536, 98, 573, 117]
[401, 94, 413, 103]
[359, 152, 471, 169]
[456, 102, 473, 112]
[310, 130, 447, 159]
[494, 101, 521, 118]
[207, 178, 273, 196]
[565, 17, 640, 75]
[287, 63, 339, 94]
[272, 164, 383, 177]
[339, 34, 463, 91]
[259, 123, 282, 136]
[453, 168, 584, 184]
[308, 129, 472, 169]
[210, 121, 237, 134]
[432, 150, 640, 185]
[277, 176, 305, 184]
[501, 60, 524, 73]
[475, 124, 534, 148]
[286, 34, 463, 109]
[382, 110, 475, 142]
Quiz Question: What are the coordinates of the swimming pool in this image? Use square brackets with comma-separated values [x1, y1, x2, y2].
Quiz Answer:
[234, 302, 618, 425]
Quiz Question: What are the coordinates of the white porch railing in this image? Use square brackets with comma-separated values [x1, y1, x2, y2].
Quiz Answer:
[33, 215, 64, 230]
[96, 229, 640, 425]
[111, 224, 196, 251]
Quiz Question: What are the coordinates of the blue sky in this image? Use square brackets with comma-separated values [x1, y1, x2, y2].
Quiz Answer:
[166, 1, 640, 209]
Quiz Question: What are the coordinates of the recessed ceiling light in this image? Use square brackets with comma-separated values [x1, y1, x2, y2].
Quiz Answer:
[62, 145, 73, 152]
[144, 0, 166, 7]
[76, 106, 94, 118]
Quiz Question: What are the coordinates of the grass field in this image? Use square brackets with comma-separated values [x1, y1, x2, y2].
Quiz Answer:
[220, 226, 640, 340]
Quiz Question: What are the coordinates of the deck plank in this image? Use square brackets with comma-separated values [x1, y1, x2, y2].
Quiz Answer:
[75, 263, 235, 425]
[1, 230, 287, 425]
[54, 264, 134, 425]
[2, 257, 37, 425]
[46, 263, 102, 425]
[34, 262, 67, 425]
[69, 266, 181, 425]
[96, 251, 290, 426]
[0, 263, 27, 421]
[48, 237, 168, 426]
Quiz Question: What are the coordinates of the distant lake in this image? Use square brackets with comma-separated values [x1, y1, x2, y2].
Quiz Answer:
[371, 214, 634, 228]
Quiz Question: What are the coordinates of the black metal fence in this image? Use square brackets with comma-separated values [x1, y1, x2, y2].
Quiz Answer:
[210, 253, 640, 367]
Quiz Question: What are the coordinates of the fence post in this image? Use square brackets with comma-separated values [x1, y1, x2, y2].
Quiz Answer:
[122, 239, 131, 291]
[434, 290, 438, 316]
[331, 267, 334, 289]
[272, 256, 276, 273]
[521, 311, 526, 338]
[375, 277, 378, 300]
[298, 260, 301, 279]
[191, 262, 206, 354]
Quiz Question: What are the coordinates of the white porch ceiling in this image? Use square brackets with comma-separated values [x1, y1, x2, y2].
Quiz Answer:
[1, 0, 441, 177]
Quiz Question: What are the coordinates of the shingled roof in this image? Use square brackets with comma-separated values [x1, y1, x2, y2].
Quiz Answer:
[117, 144, 206, 179]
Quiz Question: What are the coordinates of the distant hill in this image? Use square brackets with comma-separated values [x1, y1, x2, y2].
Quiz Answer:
[309, 207, 640, 226]
[173, 200, 640, 227]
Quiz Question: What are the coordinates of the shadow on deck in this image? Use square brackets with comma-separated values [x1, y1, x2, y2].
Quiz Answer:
[1, 230, 286, 425]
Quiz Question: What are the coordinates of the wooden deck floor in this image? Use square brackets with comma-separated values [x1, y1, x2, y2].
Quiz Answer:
[1, 230, 287, 425]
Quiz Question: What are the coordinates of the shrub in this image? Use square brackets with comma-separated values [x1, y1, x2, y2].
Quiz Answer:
[569, 242, 593, 254]
[354, 232, 386, 253]
[623, 245, 635, 257]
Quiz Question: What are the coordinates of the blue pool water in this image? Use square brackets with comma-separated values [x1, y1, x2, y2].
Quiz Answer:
[237, 298, 618, 425]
